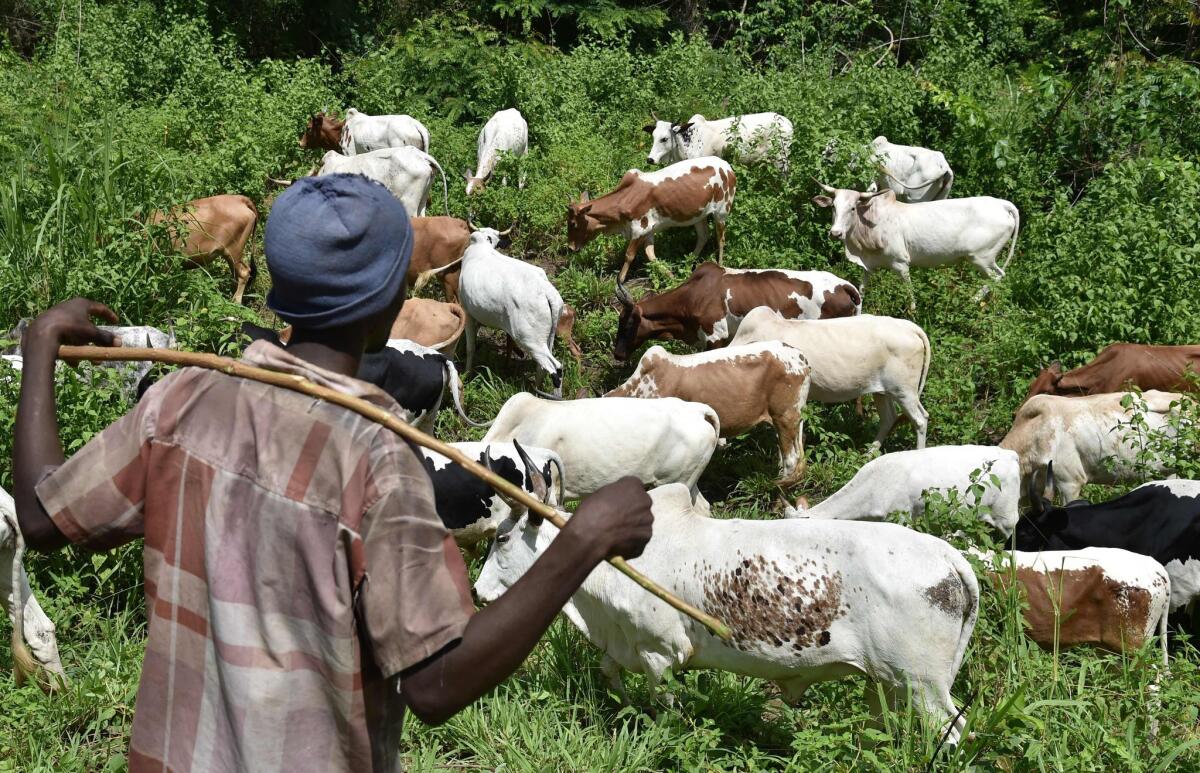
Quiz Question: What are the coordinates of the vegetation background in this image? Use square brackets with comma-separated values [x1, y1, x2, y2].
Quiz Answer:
[1, 0, 1200, 769]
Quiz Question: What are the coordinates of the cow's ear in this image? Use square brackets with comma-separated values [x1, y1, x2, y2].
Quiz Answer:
[676, 122, 693, 134]
[811, 195, 833, 208]
[642, 123, 656, 133]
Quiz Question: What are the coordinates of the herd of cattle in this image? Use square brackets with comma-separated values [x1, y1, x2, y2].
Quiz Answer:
[3, 104, 1200, 744]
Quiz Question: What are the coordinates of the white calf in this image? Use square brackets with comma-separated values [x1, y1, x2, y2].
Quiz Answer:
[459, 228, 565, 396]
[477, 483, 978, 743]
[787, 445, 1020, 536]
[481, 393, 719, 500]
[730, 307, 931, 449]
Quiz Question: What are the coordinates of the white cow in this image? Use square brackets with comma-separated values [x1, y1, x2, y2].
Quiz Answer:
[476, 483, 978, 744]
[812, 185, 1020, 311]
[869, 136, 954, 202]
[5, 322, 174, 400]
[481, 394, 720, 500]
[1000, 390, 1182, 504]
[464, 108, 528, 194]
[730, 307, 931, 449]
[341, 108, 430, 154]
[2, 487, 66, 688]
[457, 228, 565, 396]
[318, 146, 449, 217]
[645, 112, 793, 172]
[786, 445, 1021, 536]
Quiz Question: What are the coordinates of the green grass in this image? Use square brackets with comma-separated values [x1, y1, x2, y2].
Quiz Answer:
[3, 2, 1200, 769]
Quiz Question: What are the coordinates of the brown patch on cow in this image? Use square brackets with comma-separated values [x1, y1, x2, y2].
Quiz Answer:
[818, 284, 861, 319]
[1027, 343, 1200, 398]
[298, 113, 344, 151]
[408, 216, 470, 301]
[998, 566, 1155, 654]
[702, 554, 846, 652]
[639, 216, 649, 228]
[923, 574, 964, 616]
[726, 271, 813, 320]
[389, 298, 465, 350]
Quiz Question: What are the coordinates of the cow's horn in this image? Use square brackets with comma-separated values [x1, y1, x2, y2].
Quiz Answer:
[1028, 471, 1043, 516]
[580, 191, 590, 203]
[266, 177, 293, 188]
[513, 440, 547, 522]
[859, 188, 887, 200]
[651, 110, 660, 122]
[615, 282, 634, 308]
[497, 222, 515, 236]
[813, 179, 836, 194]
[466, 213, 479, 231]
[1047, 460, 1058, 505]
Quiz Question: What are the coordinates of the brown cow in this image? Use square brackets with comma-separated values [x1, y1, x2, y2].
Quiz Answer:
[612, 261, 861, 361]
[150, 194, 258, 304]
[566, 157, 736, 282]
[978, 547, 1169, 663]
[389, 298, 466, 353]
[298, 112, 344, 152]
[605, 341, 811, 484]
[408, 216, 470, 302]
[1027, 343, 1200, 400]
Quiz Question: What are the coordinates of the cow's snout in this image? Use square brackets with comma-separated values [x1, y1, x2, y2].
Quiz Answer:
[646, 156, 654, 165]
[829, 228, 844, 240]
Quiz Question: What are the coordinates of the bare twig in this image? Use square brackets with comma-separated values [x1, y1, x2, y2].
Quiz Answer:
[57, 345, 734, 642]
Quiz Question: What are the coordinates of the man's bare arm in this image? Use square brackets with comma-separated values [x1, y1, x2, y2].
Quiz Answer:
[13, 298, 118, 551]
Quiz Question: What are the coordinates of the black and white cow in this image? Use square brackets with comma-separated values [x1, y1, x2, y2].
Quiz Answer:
[239, 322, 487, 431]
[1015, 465, 1200, 612]
[420, 441, 563, 546]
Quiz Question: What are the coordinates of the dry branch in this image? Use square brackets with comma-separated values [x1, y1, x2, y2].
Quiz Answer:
[57, 345, 733, 641]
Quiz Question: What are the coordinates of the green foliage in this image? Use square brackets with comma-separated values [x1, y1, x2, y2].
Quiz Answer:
[3, 2, 1200, 770]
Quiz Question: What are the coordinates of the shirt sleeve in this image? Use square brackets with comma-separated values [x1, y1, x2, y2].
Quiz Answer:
[359, 445, 473, 678]
[35, 396, 154, 551]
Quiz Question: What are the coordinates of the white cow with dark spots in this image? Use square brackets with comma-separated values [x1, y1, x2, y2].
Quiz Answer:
[786, 445, 1021, 536]
[464, 108, 528, 194]
[605, 342, 812, 484]
[481, 393, 719, 500]
[476, 483, 978, 744]
[730, 307, 931, 450]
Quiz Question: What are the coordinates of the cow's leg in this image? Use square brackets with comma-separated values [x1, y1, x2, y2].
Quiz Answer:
[772, 402, 806, 486]
[714, 218, 727, 264]
[870, 393, 900, 451]
[217, 249, 251, 305]
[600, 655, 631, 704]
[618, 237, 643, 283]
[441, 271, 461, 304]
[464, 316, 478, 374]
[774, 676, 812, 706]
[893, 389, 929, 449]
[894, 262, 916, 314]
[693, 221, 710, 256]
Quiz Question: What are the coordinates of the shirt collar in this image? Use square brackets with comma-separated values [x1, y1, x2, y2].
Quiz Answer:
[241, 340, 400, 412]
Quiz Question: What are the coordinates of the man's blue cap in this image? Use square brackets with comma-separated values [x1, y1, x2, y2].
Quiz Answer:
[265, 174, 413, 329]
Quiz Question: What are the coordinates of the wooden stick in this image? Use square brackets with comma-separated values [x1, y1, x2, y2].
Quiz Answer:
[59, 345, 734, 641]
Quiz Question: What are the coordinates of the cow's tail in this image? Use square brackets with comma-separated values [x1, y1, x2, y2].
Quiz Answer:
[443, 359, 491, 428]
[1000, 202, 1020, 275]
[1158, 573, 1171, 669]
[916, 323, 932, 396]
[421, 150, 451, 216]
[413, 256, 463, 294]
[5, 514, 39, 688]
[548, 454, 566, 506]
[700, 404, 722, 438]
[947, 548, 981, 685]
[936, 167, 954, 200]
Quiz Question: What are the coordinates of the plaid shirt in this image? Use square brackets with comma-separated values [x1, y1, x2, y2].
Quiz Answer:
[37, 341, 472, 772]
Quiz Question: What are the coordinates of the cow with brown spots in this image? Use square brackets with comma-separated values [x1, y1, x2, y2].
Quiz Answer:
[477, 483, 979, 745]
[605, 342, 812, 485]
[567, 157, 736, 282]
[149, 194, 258, 304]
[613, 262, 860, 361]
[974, 547, 1169, 664]
[1026, 343, 1200, 400]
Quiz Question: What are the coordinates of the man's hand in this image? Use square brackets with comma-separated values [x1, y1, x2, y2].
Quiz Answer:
[22, 297, 120, 352]
[564, 476, 654, 562]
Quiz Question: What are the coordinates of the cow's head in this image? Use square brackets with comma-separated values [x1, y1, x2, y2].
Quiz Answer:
[811, 183, 889, 241]
[644, 119, 690, 165]
[566, 192, 601, 251]
[1014, 461, 1075, 550]
[1025, 361, 1064, 400]
[612, 282, 688, 361]
[299, 112, 343, 151]
[467, 219, 513, 251]
[463, 168, 487, 196]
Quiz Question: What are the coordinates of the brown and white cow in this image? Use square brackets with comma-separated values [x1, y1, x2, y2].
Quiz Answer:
[567, 157, 735, 283]
[1027, 343, 1200, 400]
[150, 194, 258, 304]
[606, 342, 812, 484]
[975, 547, 1169, 664]
[612, 261, 860, 361]
[409, 216, 471, 302]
